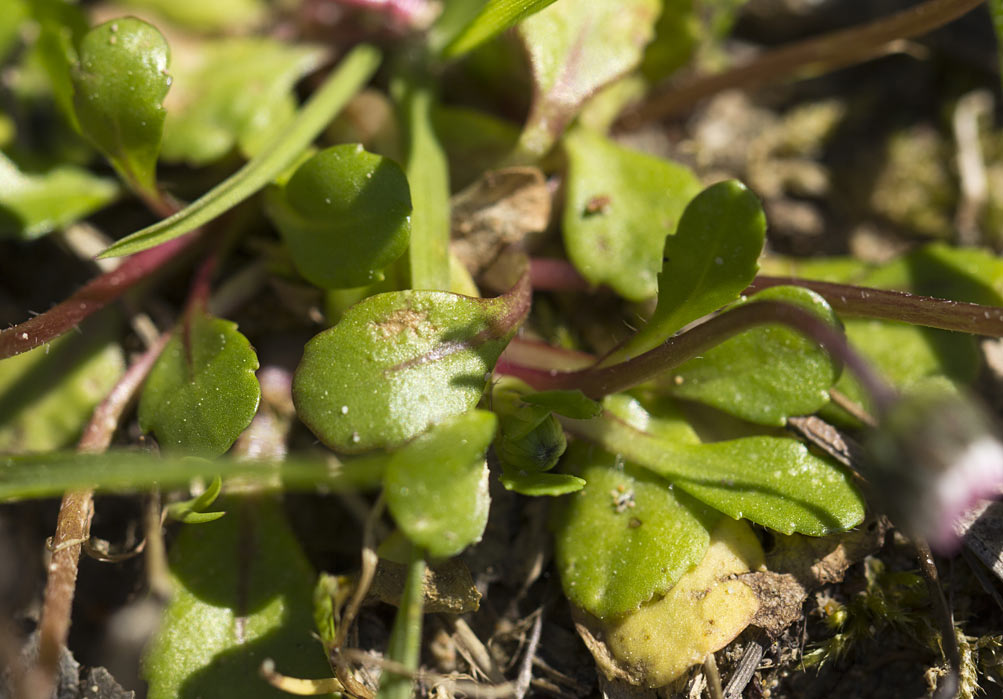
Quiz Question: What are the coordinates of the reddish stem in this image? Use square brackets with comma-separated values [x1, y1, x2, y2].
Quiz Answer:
[497, 300, 897, 411]
[749, 275, 1003, 336]
[0, 233, 198, 360]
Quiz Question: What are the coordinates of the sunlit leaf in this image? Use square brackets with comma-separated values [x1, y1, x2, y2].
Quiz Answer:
[0, 315, 124, 453]
[613, 179, 766, 361]
[162, 38, 327, 166]
[562, 127, 701, 301]
[601, 518, 762, 685]
[293, 276, 529, 453]
[522, 389, 602, 419]
[564, 396, 865, 536]
[383, 410, 495, 558]
[266, 144, 412, 289]
[98, 45, 380, 258]
[71, 17, 171, 195]
[144, 497, 335, 699]
[665, 286, 841, 425]
[138, 309, 260, 457]
[551, 442, 717, 620]
[444, 0, 559, 58]
[516, 0, 660, 158]
[0, 151, 118, 240]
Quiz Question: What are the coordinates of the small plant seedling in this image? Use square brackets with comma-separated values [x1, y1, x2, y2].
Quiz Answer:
[3, 1, 1003, 698]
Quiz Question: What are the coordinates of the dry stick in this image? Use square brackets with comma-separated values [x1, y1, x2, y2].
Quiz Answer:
[618, 0, 986, 127]
[913, 539, 962, 699]
[703, 653, 725, 699]
[723, 640, 764, 699]
[512, 610, 543, 699]
[25, 330, 171, 699]
[749, 276, 1003, 337]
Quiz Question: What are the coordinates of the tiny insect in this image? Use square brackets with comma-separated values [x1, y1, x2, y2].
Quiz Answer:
[610, 484, 636, 513]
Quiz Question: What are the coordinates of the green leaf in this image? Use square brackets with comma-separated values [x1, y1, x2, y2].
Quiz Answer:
[432, 105, 519, 189]
[613, 179, 766, 361]
[551, 442, 717, 620]
[499, 469, 585, 496]
[516, 0, 660, 159]
[0, 0, 28, 63]
[293, 276, 529, 453]
[821, 318, 979, 426]
[120, 0, 266, 32]
[0, 151, 118, 240]
[144, 496, 335, 699]
[491, 377, 567, 473]
[138, 309, 261, 457]
[0, 451, 386, 501]
[376, 545, 425, 699]
[665, 286, 842, 425]
[28, 0, 89, 131]
[266, 144, 412, 289]
[562, 127, 701, 301]
[383, 410, 495, 558]
[71, 17, 171, 195]
[565, 396, 865, 536]
[162, 38, 327, 166]
[639, 0, 699, 83]
[522, 389, 603, 419]
[98, 44, 381, 259]
[166, 475, 225, 524]
[443, 0, 559, 58]
[0, 315, 124, 453]
[398, 80, 451, 291]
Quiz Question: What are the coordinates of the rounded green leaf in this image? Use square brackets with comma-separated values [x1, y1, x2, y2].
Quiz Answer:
[383, 410, 496, 558]
[267, 144, 412, 289]
[551, 442, 717, 620]
[562, 127, 701, 302]
[71, 17, 171, 194]
[293, 280, 529, 453]
[144, 497, 331, 699]
[665, 286, 842, 425]
[138, 310, 261, 457]
[499, 469, 585, 496]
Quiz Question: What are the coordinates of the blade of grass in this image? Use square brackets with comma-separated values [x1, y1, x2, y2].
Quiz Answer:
[376, 544, 426, 699]
[99, 45, 381, 259]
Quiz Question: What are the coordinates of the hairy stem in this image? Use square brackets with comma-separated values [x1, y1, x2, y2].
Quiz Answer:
[618, 0, 985, 126]
[0, 233, 197, 360]
[749, 275, 1003, 336]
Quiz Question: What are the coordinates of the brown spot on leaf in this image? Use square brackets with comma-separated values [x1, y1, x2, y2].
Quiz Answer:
[371, 308, 429, 338]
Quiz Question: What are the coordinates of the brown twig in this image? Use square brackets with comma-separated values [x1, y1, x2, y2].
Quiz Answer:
[25, 331, 170, 699]
[617, 0, 987, 127]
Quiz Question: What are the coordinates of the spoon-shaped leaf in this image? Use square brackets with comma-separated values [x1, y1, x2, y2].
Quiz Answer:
[562, 127, 701, 302]
[293, 275, 530, 453]
[610, 180, 766, 362]
[664, 286, 841, 425]
[384, 410, 496, 558]
[138, 309, 260, 457]
[71, 17, 171, 195]
[551, 442, 718, 620]
[564, 396, 865, 536]
[515, 0, 660, 159]
[144, 497, 332, 699]
[266, 144, 412, 289]
[98, 44, 380, 258]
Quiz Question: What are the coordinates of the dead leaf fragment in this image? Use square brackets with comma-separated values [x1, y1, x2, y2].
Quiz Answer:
[450, 168, 551, 275]
[368, 557, 481, 613]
